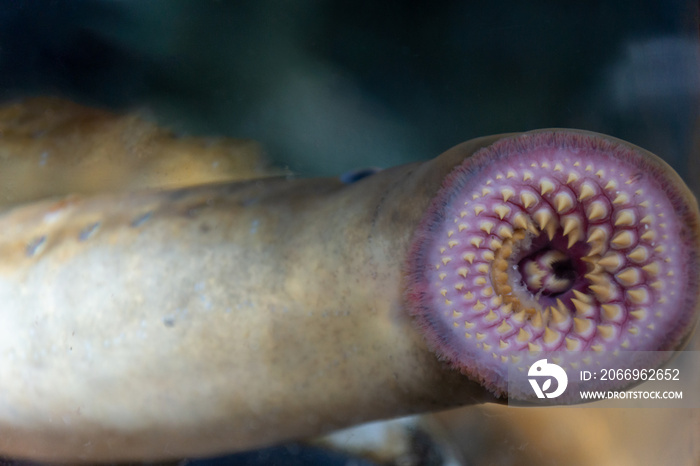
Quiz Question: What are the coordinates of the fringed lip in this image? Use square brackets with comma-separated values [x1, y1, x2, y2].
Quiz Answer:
[405, 130, 700, 399]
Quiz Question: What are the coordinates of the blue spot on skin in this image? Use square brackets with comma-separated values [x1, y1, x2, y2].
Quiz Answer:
[131, 212, 152, 228]
[39, 151, 49, 166]
[26, 235, 46, 257]
[340, 167, 382, 184]
[250, 219, 259, 234]
[78, 222, 100, 241]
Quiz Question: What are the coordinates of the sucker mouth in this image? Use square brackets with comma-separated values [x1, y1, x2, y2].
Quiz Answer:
[406, 130, 700, 399]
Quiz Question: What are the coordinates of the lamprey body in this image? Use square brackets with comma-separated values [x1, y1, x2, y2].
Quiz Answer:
[0, 130, 697, 461]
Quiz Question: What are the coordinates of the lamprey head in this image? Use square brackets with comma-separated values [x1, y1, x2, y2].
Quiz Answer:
[406, 130, 700, 400]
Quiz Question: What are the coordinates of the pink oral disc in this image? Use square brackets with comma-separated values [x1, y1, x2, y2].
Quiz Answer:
[406, 130, 700, 399]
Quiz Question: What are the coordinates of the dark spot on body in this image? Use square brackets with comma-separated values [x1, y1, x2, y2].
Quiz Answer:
[78, 222, 100, 241]
[26, 235, 46, 257]
[340, 167, 382, 184]
[163, 316, 175, 327]
[131, 212, 152, 228]
[200, 223, 211, 233]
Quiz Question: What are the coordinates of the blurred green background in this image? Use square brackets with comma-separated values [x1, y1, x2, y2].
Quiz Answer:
[0, 0, 697, 177]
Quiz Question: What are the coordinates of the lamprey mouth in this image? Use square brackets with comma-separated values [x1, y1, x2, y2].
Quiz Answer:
[406, 130, 700, 399]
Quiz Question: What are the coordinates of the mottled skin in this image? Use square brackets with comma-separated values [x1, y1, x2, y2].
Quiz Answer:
[0, 134, 504, 461]
[0, 129, 697, 461]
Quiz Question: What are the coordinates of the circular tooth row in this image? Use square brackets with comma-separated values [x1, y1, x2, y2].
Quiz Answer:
[407, 132, 699, 399]
[426, 152, 680, 366]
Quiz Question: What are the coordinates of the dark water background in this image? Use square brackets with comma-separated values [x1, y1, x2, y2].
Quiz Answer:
[0, 1, 697, 179]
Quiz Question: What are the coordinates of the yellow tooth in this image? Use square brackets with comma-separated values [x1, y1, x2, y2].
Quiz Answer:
[543, 327, 560, 344]
[571, 298, 594, 316]
[639, 200, 650, 208]
[591, 344, 604, 352]
[615, 268, 640, 286]
[585, 164, 593, 172]
[470, 237, 483, 248]
[517, 327, 531, 342]
[454, 283, 464, 291]
[572, 289, 593, 303]
[573, 317, 592, 335]
[641, 230, 656, 241]
[540, 179, 555, 196]
[448, 240, 459, 248]
[498, 225, 513, 239]
[506, 170, 516, 179]
[597, 324, 615, 340]
[458, 223, 468, 232]
[512, 310, 527, 324]
[494, 259, 508, 271]
[565, 337, 579, 351]
[473, 300, 486, 311]
[499, 340, 509, 349]
[613, 193, 629, 205]
[458, 267, 469, 278]
[611, 230, 634, 248]
[630, 309, 646, 320]
[642, 262, 659, 275]
[640, 215, 653, 224]
[476, 263, 489, 273]
[485, 309, 498, 322]
[501, 188, 515, 202]
[490, 238, 503, 250]
[589, 283, 614, 302]
[496, 320, 512, 334]
[604, 180, 617, 191]
[463, 252, 475, 263]
[476, 332, 485, 340]
[586, 226, 608, 244]
[578, 183, 596, 201]
[628, 326, 639, 335]
[587, 201, 607, 221]
[520, 192, 537, 208]
[566, 172, 579, 184]
[627, 246, 648, 263]
[584, 271, 608, 285]
[554, 193, 574, 213]
[482, 187, 491, 197]
[614, 210, 636, 227]
[601, 304, 623, 322]
[598, 252, 622, 271]
[553, 163, 563, 172]
[523, 171, 533, 181]
[588, 241, 606, 256]
[482, 251, 495, 262]
[533, 209, 554, 231]
[528, 342, 542, 352]
[513, 213, 529, 230]
[550, 305, 568, 324]
[561, 216, 582, 248]
[595, 169, 605, 178]
[626, 288, 648, 304]
[491, 295, 503, 306]
[480, 221, 494, 234]
[442, 257, 452, 265]
[494, 205, 510, 219]
[474, 205, 485, 216]
[501, 302, 513, 314]
[530, 310, 544, 329]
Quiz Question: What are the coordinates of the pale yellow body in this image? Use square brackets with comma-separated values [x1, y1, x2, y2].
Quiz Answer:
[0, 136, 499, 461]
